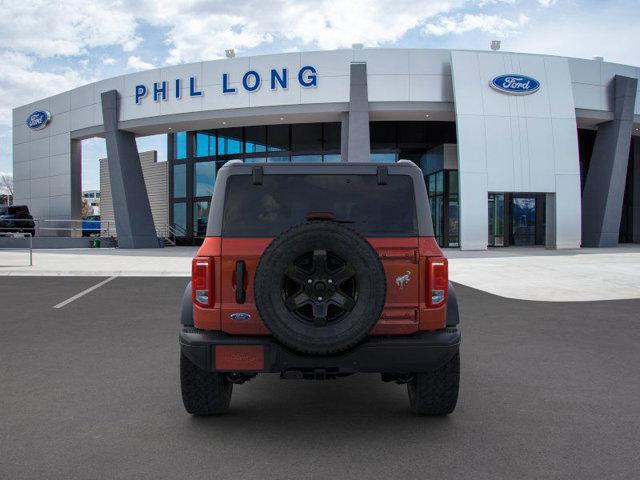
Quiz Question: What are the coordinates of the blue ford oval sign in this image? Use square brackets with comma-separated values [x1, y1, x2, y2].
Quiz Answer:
[26, 110, 51, 130]
[490, 74, 540, 95]
[230, 312, 251, 321]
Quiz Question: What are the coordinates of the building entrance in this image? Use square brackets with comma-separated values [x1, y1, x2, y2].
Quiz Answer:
[489, 193, 546, 247]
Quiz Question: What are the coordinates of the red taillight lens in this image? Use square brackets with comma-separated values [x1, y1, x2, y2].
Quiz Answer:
[427, 257, 448, 307]
[192, 257, 213, 307]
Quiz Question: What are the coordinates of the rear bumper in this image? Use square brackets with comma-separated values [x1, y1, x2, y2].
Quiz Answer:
[179, 327, 461, 374]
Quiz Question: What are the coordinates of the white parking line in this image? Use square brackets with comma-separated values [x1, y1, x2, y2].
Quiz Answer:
[53, 276, 118, 309]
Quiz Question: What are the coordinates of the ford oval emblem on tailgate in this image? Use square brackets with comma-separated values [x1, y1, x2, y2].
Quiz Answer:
[230, 312, 251, 321]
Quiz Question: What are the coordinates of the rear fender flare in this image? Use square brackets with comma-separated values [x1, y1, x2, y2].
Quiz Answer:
[181, 281, 194, 327]
[446, 281, 460, 326]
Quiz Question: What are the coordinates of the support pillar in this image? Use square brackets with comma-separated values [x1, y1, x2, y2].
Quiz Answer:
[633, 139, 640, 243]
[101, 90, 158, 248]
[582, 75, 638, 247]
[345, 63, 370, 162]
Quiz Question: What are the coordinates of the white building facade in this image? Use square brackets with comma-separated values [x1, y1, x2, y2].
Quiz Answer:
[11, 48, 640, 248]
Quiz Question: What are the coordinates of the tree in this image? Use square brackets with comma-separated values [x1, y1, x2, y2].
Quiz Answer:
[81, 198, 92, 218]
[0, 173, 13, 206]
[0, 173, 13, 194]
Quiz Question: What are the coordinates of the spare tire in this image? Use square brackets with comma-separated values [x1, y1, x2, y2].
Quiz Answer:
[254, 221, 386, 355]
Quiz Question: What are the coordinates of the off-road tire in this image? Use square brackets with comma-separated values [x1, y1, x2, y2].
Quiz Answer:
[254, 221, 386, 355]
[407, 352, 460, 415]
[180, 352, 232, 415]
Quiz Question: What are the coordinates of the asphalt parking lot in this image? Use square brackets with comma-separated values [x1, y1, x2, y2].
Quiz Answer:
[1, 277, 639, 479]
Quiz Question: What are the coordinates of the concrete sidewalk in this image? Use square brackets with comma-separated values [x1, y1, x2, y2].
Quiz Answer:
[0, 247, 196, 277]
[446, 245, 640, 302]
[1, 245, 639, 301]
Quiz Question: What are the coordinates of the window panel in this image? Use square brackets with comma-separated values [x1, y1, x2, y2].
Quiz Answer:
[217, 127, 242, 155]
[291, 154, 322, 163]
[323, 154, 341, 162]
[449, 170, 459, 195]
[267, 124, 289, 152]
[370, 153, 397, 163]
[173, 202, 187, 234]
[323, 123, 341, 151]
[266, 156, 290, 162]
[291, 123, 322, 152]
[193, 201, 210, 237]
[370, 122, 397, 150]
[398, 121, 427, 148]
[174, 131, 187, 160]
[245, 126, 267, 153]
[173, 163, 186, 198]
[194, 161, 216, 197]
[195, 131, 215, 157]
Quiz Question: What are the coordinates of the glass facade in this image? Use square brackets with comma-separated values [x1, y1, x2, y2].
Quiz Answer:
[426, 170, 459, 247]
[168, 121, 458, 242]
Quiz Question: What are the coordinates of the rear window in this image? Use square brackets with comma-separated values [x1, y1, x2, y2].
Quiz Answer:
[222, 174, 417, 237]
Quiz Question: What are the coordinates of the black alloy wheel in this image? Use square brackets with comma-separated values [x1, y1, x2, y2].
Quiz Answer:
[282, 249, 357, 327]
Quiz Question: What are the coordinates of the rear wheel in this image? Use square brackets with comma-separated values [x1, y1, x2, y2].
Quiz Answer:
[407, 352, 459, 415]
[180, 352, 232, 415]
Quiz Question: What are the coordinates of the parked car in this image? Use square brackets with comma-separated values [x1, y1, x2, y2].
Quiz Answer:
[179, 160, 461, 416]
[82, 215, 101, 237]
[0, 205, 35, 236]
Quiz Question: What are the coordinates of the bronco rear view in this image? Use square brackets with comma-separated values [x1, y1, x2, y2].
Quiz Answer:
[179, 160, 461, 415]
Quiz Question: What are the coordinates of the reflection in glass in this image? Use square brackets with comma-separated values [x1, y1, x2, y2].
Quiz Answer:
[195, 131, 215, 157]
[323, 154, 341, 162]
[245, 126, 267, 153]
[173, 202, 187, 233]
[370, 153, 397, 163]
[173, 164, 186, 198]
[175, 131, 187, 160]
[488, 193, 505, 246]
[194, 161, 216, 197]
[217, 128, 242, 155]
[267, 156, 290, 162]
[291, 154, 322, 162]
[193, 201, 210, 237]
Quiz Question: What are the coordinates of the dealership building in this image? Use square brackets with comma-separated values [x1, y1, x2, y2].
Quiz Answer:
[11, 48, 640, 249]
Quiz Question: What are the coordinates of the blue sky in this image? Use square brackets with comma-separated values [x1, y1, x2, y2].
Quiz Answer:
[1, 0, 638, 191]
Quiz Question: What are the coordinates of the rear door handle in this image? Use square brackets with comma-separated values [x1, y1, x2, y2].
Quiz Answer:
[235, 261, 246, 304]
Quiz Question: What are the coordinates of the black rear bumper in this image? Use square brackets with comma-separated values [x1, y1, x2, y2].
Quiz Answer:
[179, 327, 461, 374]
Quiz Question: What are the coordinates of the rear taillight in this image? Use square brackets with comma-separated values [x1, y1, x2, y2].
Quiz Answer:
[427, 257, 448, 307]
[192, 257, 213, 307]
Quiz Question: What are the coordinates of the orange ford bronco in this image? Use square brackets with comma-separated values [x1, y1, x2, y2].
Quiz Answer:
[179, 160, 460, 415]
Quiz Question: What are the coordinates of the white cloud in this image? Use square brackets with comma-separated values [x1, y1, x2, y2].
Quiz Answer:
[538, 0, 558, 7]
[102, 57, 116, 65]
[424, 13, 529, 36]
[133, 0, 466, 64]
[0, 51, 87, 125]
[126, 55, 156, 72]
[0, 0, 141, 57]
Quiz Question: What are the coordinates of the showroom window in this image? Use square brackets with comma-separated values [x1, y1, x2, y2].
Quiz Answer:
[174, 131, 187, 160]
[195, 131, 216, 157]
[194, 161, 216, 197]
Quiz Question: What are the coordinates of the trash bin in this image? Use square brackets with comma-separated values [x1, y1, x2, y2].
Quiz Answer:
[91, 238, 101, 248]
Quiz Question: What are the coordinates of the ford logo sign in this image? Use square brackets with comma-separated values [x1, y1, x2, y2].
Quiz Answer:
[490, 74, 540, 95]
[230, 312, 251, 321]
[26, 110, 51, 130]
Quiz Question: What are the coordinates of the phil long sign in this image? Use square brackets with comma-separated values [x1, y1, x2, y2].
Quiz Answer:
[490, 74, 540, 95]
[135, 66, 318, 105]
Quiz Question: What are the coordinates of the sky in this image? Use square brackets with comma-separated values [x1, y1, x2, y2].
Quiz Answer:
[0, 0, 639, 191]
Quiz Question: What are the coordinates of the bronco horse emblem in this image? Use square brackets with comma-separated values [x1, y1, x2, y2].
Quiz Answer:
[395, 270, 411, 290]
